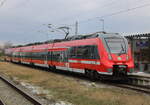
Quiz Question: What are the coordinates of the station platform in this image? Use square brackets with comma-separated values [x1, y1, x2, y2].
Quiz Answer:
[131, 72, 150, 78]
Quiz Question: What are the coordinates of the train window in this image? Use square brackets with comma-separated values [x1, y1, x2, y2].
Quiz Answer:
[76, 46, 88, 58]
[32, 52, 36, 59]
[63, 50, 68, 62]
[69, 45, 100, 59]
[52, 51, 61, 61]
[31, 52, 35, 59]
[47, 51, 52, 61]
[12, 52, 20, 58]
[20, 52, 24, 58]
[105, 38, 127, 54]
[27, 52, 32, 58]
[51, 51, 66, 62]
[69, 47, 76, 58]
[31, 52, 47, 60]
[52, 51, 59, 61]
[20, 52, 32, 59]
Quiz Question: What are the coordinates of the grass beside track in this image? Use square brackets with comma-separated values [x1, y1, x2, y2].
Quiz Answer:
[0, 62, 150, 105]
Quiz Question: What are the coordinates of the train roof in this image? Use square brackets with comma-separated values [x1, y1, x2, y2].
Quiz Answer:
[10, 32, 122, 48]
[20, 46, 33, 52]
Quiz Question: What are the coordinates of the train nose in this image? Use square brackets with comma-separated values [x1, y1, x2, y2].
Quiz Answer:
[111, 54, 128, 62]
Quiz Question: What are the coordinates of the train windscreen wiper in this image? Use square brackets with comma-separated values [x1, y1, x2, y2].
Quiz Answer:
[119, 44, 125, 55]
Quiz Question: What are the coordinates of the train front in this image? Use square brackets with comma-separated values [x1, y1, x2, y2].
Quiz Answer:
[99, 33, 134, 77]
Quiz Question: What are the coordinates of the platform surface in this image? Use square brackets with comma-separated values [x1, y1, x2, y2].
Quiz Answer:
[131, 72, 150, 78]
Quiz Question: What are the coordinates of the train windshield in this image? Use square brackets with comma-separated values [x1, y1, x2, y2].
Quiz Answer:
[105, 37, 127, 54]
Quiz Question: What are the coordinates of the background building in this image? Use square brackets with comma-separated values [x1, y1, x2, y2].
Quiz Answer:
[126, 33, 150, 73]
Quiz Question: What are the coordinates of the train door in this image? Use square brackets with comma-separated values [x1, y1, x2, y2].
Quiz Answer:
[57, 50, 69, 70]
[44, 49, 48, 66]
[51, 49, 70, 71]
[63, 49, 70, 70]
[47, 51, 52, 66]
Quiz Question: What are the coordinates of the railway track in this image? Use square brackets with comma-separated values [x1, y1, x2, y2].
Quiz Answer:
[56, 70, 150, 95]
[121, 76, 150, 95]
[9, 63, 150, 96]
[0, 99, 5, 105]
[98, 74, 150, 95]
[0, 75, 43, 105]
[51, 69, 150, 95]
[127, 75, 150, 88]
[115, 83, 150, 94]
[100, 80, 150, 95]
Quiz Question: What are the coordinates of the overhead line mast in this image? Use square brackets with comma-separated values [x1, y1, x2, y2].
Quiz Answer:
[75, 21, 78, 35]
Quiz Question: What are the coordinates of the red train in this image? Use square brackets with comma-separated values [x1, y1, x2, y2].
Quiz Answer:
[4, 32, 134, 79]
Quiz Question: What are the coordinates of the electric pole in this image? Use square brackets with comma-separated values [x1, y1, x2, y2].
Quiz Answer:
[100, 19, 104, 32]
[75, 21, 78, 35]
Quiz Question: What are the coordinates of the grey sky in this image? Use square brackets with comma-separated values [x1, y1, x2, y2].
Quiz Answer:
[0, 0, 150, 45]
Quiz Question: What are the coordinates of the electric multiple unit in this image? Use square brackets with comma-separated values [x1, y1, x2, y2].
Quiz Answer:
[4, 33, 134, 79]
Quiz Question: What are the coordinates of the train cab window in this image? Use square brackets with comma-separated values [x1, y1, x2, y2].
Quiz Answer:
[69, 45, 100, 59]
[105, 38, 127, 54]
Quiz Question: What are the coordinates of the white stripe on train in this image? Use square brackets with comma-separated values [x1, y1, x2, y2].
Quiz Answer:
[56, 66, 113, 75]
[68, 60, 100, 65]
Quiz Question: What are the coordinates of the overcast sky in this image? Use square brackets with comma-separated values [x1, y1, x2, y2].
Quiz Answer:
[0, 0, 150, 45]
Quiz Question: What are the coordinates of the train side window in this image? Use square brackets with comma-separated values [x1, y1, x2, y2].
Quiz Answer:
[32, 52, 39, 59]
[92, 45, 100, 59]
[51, 51, 66, 62]
[47, 51, 52, 61]
[63, 50, 68, 62]
[40, 52, 48, 60]
[25, 52, 32, 59]
[32, 52, 46, 60]
[69, 45, 100, 59]
[69, 47, 76, 58]
[21, 52, 24, 58]
[52, 51, 60, 61]
[12, 52, 20, 58]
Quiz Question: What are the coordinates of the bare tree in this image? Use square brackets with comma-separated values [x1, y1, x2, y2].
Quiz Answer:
[0, 41, 13, 56]
[3, 41, 12, 49]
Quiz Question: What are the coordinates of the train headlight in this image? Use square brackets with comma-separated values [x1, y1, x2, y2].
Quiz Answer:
[108, 54, 112, 60]
[126, 55, 129, 60]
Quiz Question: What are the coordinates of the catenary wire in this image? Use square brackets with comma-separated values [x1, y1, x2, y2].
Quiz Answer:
[63, 2, 150, 27]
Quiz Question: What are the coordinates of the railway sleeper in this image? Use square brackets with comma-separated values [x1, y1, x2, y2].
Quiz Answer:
[127, 78, 150, 86]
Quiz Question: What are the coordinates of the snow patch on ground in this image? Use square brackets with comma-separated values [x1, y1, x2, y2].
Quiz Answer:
[12, 77, 73, 105]
[79, 80, 112, 89]
[52, 101, 73, 105]
[20, 82, 48, 94]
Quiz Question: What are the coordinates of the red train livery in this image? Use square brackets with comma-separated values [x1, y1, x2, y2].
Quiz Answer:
[4, 32, 134, 79]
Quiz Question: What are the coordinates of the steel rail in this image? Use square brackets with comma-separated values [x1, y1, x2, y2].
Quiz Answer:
[0, 75, 43, 105]
[113, 83, 150, 95]
[0, 99, 5, 105]
[129, 75, 150, 79]
[127, 76, 150, 87]
[99, 79, 150, 95]
[8, 62, 150, 95]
